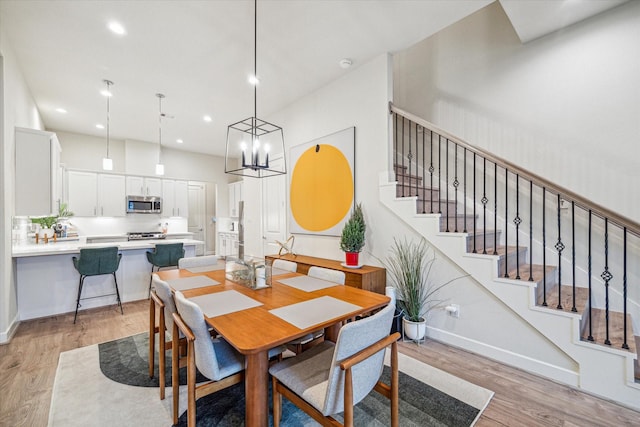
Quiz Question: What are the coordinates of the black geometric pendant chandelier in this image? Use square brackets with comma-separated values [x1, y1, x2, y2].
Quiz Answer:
[225, 0, 286, 178]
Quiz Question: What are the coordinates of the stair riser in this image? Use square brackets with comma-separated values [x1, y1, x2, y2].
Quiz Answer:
[395, 173, 423, 186]
[396, 185, 441, 201]
[439, 216, 477, 233]
[535, 273, 560, 304]
[497, 247, 529, 274]
[466, 231, 501, 253]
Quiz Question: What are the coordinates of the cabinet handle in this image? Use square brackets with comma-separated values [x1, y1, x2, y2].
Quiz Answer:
[93, 207, 97, 215]
[177, 208, 180, 216]
[101, 207, 104, 216]
[141, 186, 144, 195]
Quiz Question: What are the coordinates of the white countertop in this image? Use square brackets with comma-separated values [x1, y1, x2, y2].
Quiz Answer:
[12, 238, 204, 258]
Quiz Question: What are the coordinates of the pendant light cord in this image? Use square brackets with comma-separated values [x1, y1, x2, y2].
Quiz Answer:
[157, 93, 164, 163]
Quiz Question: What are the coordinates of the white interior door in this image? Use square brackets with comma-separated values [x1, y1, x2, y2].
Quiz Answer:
[188, 183, 206, 255]
[261, 157, 287, 257]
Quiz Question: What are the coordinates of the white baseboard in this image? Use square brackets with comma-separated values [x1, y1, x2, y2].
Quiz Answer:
[426, 326, 580, 387]
[0, 313, 20, 344]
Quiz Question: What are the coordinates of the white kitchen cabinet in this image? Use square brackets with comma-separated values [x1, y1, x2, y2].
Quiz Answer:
[228, 181, 244, 217]
[126, 176, 162, 197]
[162, 179, 189, 217]
[98, 174, 126, 216]
[67, 171, 125, 217]
[217, 232, 239, 257]
[67, 171, 98, 216]
[15, 127, 62, 216]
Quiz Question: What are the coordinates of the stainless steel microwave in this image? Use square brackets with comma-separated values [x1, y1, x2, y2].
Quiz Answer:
[126, 196, 162, 214]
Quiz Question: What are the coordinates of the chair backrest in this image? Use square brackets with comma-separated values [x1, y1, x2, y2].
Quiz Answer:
[308, 266, 345, 285]
[178, 255, 219, 269]
[148, 243, 184, 268]
[152, 274, 177, 334]
[272, 259, 297, 273]
[173, 291, 222, 380]
[322, 301, 395, 415]
[73, 246, 121, 276]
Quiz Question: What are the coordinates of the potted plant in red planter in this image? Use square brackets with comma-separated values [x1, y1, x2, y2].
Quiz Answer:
[339, 203, 366, 267]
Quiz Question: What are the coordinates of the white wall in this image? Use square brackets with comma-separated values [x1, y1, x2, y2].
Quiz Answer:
[0, 25, 44, 342]
[394, 1, 640, 223]
[243, 53, 575, 373]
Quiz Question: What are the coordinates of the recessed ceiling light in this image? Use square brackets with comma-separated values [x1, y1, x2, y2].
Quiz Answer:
[108, 21, 126, 35]
[339, 58, 353, 69]
[55, 108, 67, 114]
[96, 124, 105, 129]
[203, 115, 212, 123]
[248, 75, 260, 85]
[176, 139, 184, 144]
[100, 89, 113, 97]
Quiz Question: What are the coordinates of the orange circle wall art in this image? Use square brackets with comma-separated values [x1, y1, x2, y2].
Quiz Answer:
[290, 144, 354, 232]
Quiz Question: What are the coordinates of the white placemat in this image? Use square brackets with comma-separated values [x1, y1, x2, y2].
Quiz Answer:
[185, 264, 226, 273]
[278, 275, 341, 292]
[188, 290, 263, 318]
[167, 275, 220, 291]
[269, 296, 361, 330]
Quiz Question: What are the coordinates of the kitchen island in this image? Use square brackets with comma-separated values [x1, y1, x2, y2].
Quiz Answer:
[12, 239, 201, 320]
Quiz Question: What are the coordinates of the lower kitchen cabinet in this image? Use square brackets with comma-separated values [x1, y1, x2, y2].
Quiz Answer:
[217, 232, 239, 257]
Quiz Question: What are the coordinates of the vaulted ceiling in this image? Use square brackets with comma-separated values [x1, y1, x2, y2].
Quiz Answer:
[0, 0, 626, 156]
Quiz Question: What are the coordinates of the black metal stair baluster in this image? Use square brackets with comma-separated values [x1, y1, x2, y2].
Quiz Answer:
[438, 135, 442, 215]
[542, 187, 547, 307]
[429, 132, 434, 214]
[587, 210, 593, 341]
[394, 113, 398, 179]
[494, 162, 498, 255]
[413, 123, 418, 201]
[556, 194, 564, 310]
[408, 121, 413, 202]
[602, 218, 611, 345]
[463, 148, 467, 233]
[473, 153, 477, 253]
[504, 168, 509, 278]
[514, 174, 521, 280]
[401, 117, 405, 186]
[447, 142, 460, 233]
[529, 180, 534, 281]
[446, 138, 450, 232]
[571, 201, 577, 312]
[481, 158, 488, 255]
[421, 126, 426, 214]
[622, 228, 629, 349]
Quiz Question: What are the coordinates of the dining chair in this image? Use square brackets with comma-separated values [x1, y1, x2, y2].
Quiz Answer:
[272, 259, 297, 273]
[308, 266, 346, 285]
[178, 255, 220, 269]
[146, 243, 184, 297]
[286, 266, 345, 354]
[171, 291, 285, 426]
[270, 301, 400, 427]
[71, 246, 123, 323]
[148, 274, 186, 400]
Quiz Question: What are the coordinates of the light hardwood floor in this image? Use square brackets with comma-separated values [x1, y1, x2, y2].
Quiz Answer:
[1, 300, 638, 426]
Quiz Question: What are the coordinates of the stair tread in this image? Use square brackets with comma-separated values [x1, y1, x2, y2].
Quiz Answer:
[540, 285, 589, 315]
[506, 263, 557, 283]
[581, 308, 635, 353]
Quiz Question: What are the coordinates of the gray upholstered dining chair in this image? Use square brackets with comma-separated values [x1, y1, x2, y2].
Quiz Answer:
[148, 274, 185, 400]
[171, 291, 285, 426]
[286, 266, 345, 354]
[269, 301, 399, 427]
[272, 259, 298, 273]
[178, 255, 220, 270]
[308, 266, 346, 285]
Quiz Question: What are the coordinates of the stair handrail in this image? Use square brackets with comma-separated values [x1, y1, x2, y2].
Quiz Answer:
[390, 102, 640, 238]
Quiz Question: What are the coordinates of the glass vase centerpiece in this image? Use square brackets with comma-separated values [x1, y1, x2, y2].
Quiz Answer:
[225, 256, 272, 289]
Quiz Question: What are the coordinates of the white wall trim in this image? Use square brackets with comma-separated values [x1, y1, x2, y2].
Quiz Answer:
[0, 314, 19, 344]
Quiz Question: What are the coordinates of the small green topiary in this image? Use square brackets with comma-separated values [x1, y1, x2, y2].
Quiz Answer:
[340, 203, 366, 253]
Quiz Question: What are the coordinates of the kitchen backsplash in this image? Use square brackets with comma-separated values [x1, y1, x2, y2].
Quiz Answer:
[63, 216, 188, 236]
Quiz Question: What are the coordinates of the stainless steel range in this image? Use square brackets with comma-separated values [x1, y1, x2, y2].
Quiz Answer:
[127, 232, 166, 241]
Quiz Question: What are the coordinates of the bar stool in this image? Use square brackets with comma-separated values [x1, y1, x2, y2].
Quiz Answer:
[146, 243, 184, 297]
[72, 246, 123, 323]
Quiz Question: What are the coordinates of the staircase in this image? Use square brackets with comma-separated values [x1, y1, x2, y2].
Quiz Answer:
[381, 104, 640, 410]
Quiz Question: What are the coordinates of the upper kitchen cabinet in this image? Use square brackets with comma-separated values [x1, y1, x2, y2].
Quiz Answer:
[15, 127, 62, 216]
[67, 171, 125, 217]
[228, 181, 244, 217]
[162, 179, 189, 217]
[126, 176, 162, 197]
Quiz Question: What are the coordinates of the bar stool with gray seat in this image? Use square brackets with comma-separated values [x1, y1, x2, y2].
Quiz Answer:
[146, 243, 184, 297]
[72, 246, 123, 323]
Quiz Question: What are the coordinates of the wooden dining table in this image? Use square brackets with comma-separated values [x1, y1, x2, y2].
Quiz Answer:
[157, 267, 390, 427]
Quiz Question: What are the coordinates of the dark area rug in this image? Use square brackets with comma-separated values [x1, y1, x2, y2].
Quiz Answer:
[99, 332, 483, 426]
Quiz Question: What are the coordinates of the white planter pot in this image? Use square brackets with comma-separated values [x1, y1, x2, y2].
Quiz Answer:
[38, 228, 55, 239]
[402, 317, 426, 341]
